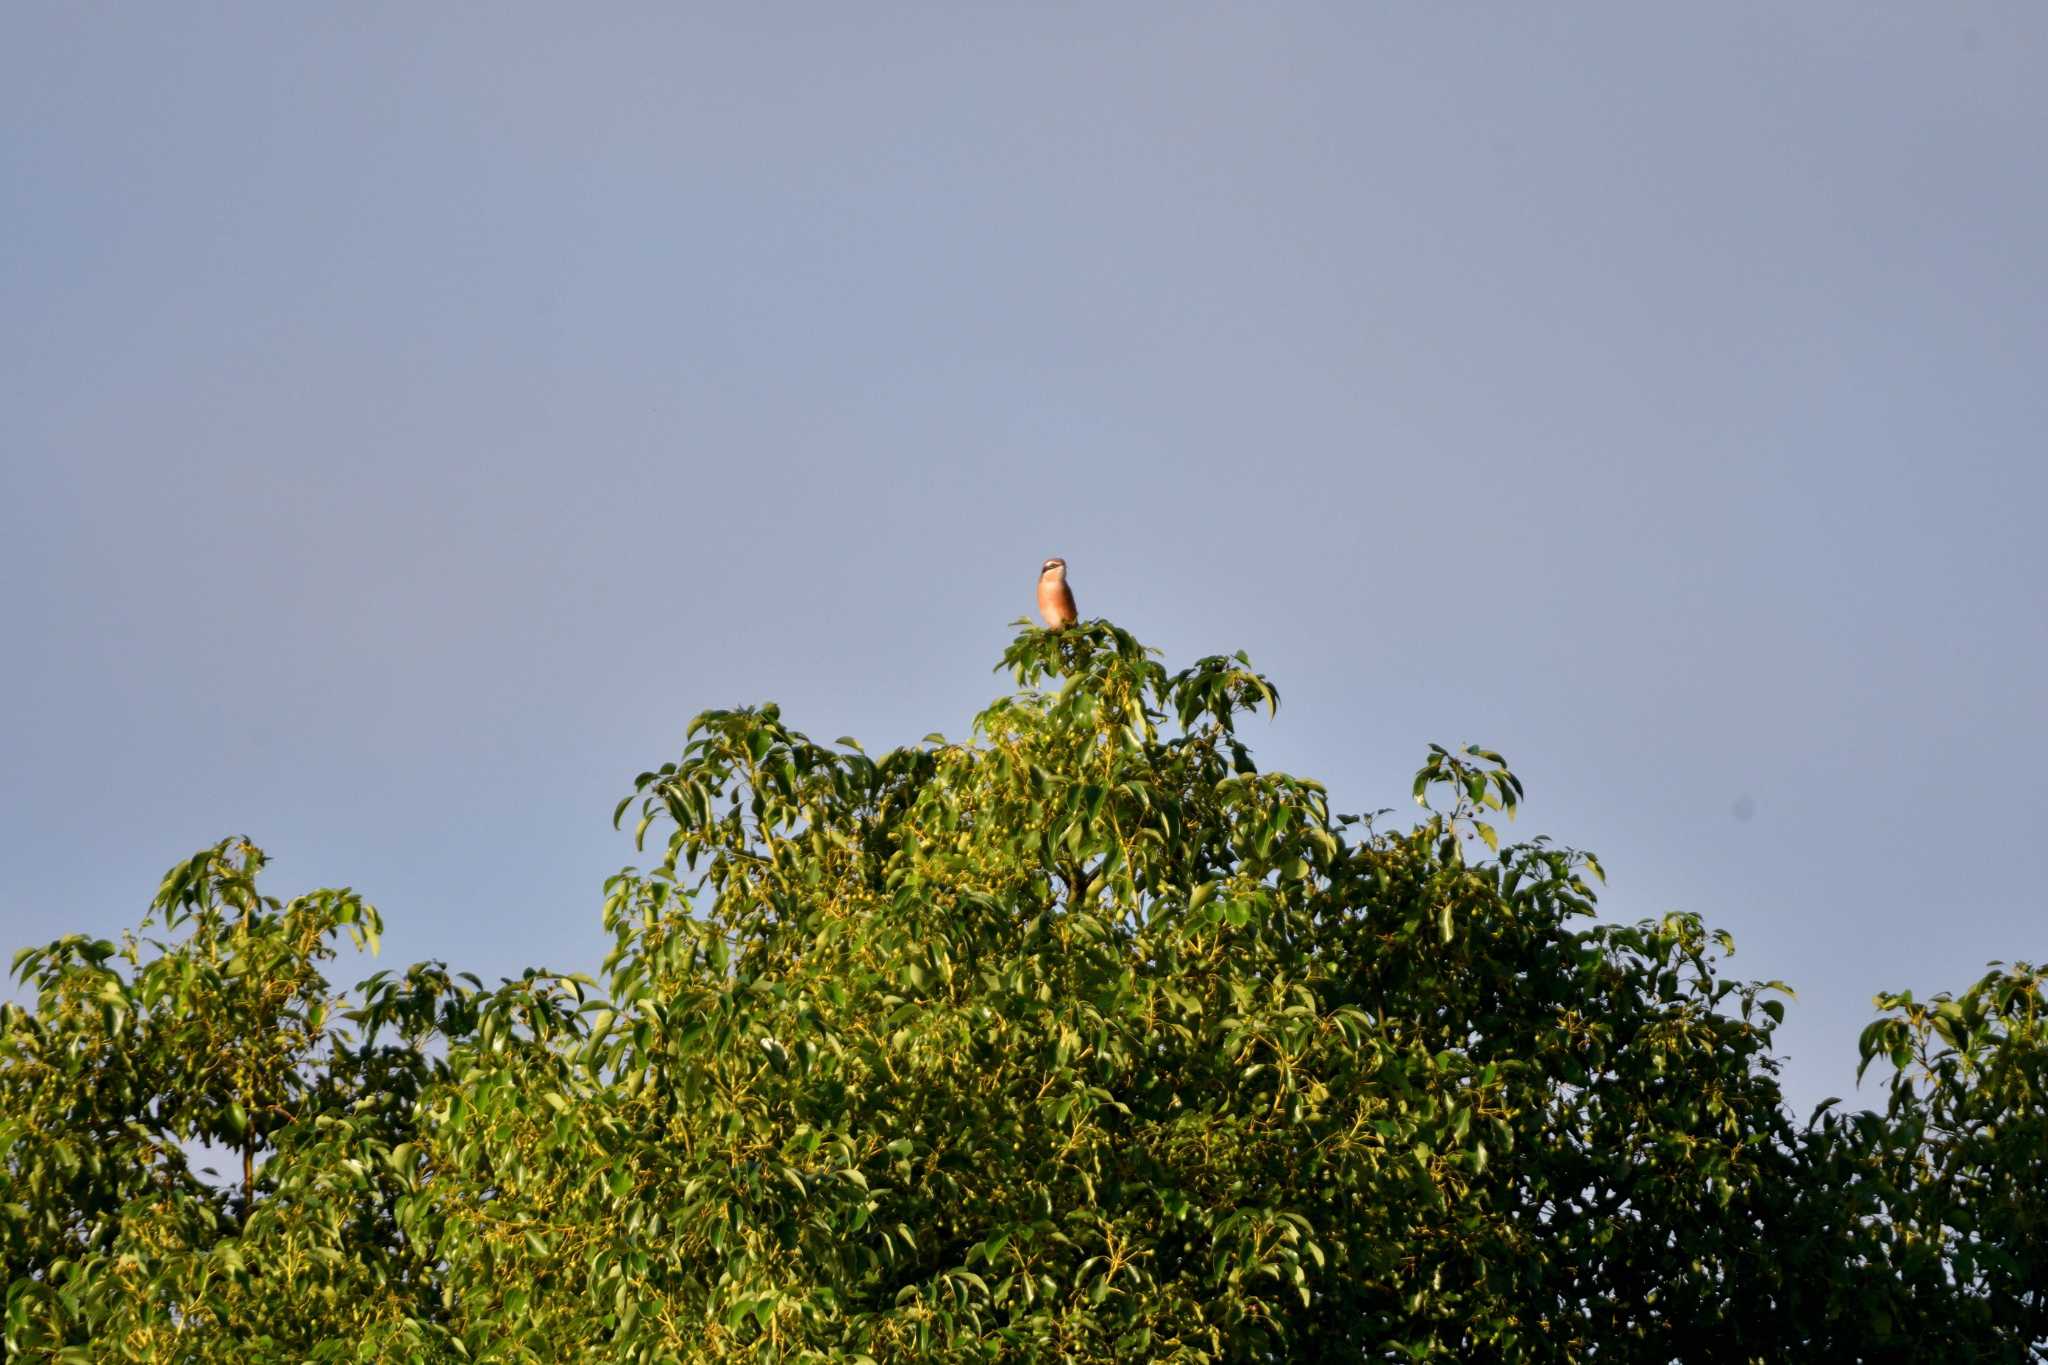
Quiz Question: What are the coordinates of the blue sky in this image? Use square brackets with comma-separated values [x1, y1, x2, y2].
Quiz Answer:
[4, 5, 2043, 1114]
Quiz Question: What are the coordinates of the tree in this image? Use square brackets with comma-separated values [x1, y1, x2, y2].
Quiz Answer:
[4, 620, 2043, 1361]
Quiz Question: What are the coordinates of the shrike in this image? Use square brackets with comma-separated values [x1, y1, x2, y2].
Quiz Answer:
[1037, 557, 1078, 629]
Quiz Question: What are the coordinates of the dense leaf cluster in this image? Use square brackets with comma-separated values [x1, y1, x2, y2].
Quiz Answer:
[4, 623, 2043, 1361]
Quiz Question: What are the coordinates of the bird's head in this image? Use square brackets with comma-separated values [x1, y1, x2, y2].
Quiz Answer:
[1040, 557, 1067, 578]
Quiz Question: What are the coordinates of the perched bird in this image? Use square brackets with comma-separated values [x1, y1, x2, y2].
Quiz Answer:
[1036, 557, 1078, 629]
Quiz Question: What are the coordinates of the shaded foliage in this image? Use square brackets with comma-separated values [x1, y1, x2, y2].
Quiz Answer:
[4, 622, 2042, 1361]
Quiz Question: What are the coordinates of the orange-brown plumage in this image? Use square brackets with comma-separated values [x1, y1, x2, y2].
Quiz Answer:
[1036, 557, 1077, 629]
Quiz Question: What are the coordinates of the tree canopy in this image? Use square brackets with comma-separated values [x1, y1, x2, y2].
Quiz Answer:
[5, 621, 2044, 1361]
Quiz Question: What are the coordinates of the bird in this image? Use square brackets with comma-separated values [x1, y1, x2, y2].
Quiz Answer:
[1036, 557, 1078, 629]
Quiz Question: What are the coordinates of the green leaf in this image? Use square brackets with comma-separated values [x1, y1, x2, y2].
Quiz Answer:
[11, 625, 1999, 1362]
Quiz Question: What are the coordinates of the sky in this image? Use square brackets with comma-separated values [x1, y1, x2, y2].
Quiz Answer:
[3, 4, 2043, 1116]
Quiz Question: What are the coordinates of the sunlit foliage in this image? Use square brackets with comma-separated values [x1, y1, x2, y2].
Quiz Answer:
[5, 623, 2042, 1360]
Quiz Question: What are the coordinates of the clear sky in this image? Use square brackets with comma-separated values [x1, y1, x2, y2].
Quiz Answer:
[4, 5, 2042, 1115]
